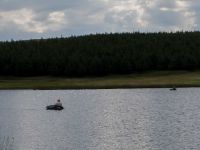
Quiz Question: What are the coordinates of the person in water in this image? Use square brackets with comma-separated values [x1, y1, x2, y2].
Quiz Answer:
[55, 99, 62, 107]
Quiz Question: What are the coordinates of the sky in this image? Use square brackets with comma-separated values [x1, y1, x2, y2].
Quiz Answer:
[0, 0, 199, 41]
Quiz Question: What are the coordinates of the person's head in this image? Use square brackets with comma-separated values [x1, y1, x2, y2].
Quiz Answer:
[57, 99, 60, 102]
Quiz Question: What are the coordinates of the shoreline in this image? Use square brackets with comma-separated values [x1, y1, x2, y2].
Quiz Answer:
[0, 71, 200, 90]
[0, 86, 199, 90]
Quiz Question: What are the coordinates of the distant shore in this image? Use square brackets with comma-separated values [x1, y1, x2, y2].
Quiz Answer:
[0, 71, 200, 89]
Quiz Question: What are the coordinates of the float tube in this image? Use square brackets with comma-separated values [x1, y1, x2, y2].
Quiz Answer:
[46, 105, 64, 110]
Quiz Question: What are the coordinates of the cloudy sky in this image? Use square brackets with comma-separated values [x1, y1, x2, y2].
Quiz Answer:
[0, 0, 199, 41]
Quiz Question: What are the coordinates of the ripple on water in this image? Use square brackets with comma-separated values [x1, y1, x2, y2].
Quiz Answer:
[0, 88, 200, 150]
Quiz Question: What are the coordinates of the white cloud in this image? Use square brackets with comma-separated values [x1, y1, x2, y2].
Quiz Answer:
[0, 8, 33, 26]
[48, 11, 65, 23]
[138, 0, 198, 31]
[103, 0, 148, 31]
[0, 0, 200, 40]
[0, 8, 67, 33]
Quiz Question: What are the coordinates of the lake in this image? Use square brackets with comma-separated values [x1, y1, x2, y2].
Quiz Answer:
[0, 88, 200, 150]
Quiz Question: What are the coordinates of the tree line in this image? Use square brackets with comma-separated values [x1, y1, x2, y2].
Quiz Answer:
[0, 31, 200, 76]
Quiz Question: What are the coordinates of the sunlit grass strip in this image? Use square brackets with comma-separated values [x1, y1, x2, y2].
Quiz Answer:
[0, 71, 200, 89]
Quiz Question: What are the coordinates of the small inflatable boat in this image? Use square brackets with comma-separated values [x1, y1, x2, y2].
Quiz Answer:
[170, 87, 176, 91]
[46, 105, 64, 110]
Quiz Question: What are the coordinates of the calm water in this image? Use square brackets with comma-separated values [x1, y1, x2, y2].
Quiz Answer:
[0, 88, 200, 150]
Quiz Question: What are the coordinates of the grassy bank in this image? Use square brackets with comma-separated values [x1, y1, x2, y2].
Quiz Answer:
[0, 71, 200, 89]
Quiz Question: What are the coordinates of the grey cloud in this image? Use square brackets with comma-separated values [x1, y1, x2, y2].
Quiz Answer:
[0, 0, 200, 40]
[104, 10, 138, 32]
[0, 0, 85, 11]
[145, 9, 186, 29]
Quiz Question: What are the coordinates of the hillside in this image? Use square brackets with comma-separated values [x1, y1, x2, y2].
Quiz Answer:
[0, 32, 200, 76]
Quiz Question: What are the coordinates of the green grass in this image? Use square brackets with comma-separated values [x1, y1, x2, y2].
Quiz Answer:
[1, 71, 200, 89]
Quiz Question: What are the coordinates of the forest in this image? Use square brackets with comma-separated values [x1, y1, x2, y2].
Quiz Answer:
[0, 31, 200, 76]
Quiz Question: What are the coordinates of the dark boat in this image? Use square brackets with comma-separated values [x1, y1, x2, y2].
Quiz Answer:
[46, 105, 64, 110]
[170, 87, 176, 91]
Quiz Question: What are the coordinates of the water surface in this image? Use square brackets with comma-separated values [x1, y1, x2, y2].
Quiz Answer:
[0, 88, 200, 150]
